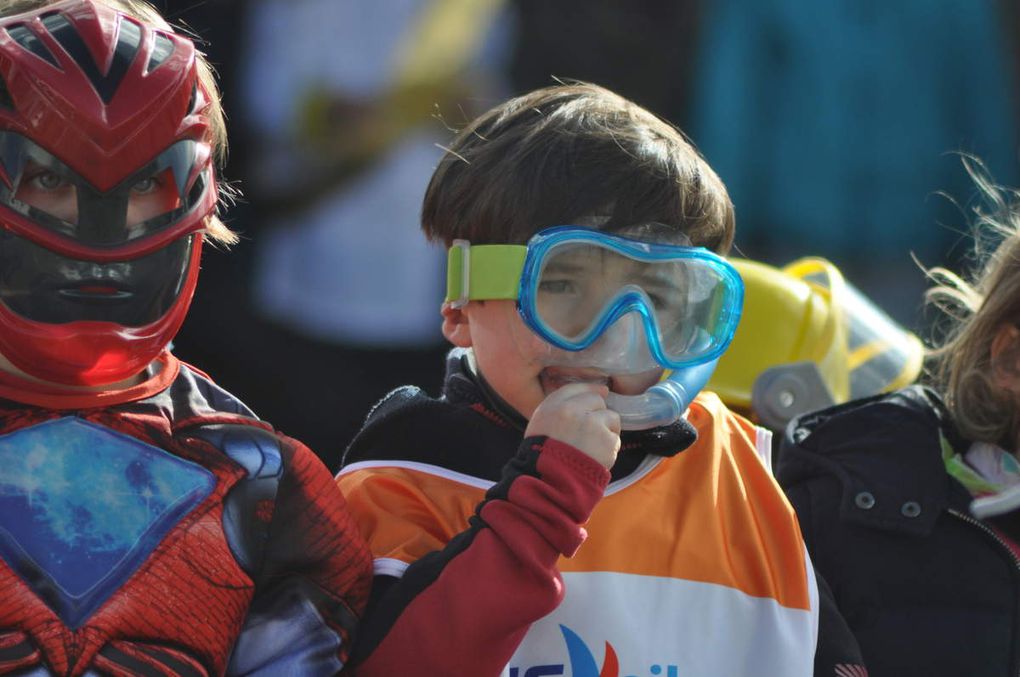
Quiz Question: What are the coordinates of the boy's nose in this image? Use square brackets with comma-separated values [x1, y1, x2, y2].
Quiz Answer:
[589, 311, 656, 371]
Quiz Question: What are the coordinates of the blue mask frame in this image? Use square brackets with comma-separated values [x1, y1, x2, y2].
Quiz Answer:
[516, 226, 745, 371]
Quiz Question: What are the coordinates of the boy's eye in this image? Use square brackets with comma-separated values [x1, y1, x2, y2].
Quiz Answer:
[538, 279, 577, 294]
[132, 177, 161, 194]
[652, 292, 687, 315]
[29, 171, 68, 191]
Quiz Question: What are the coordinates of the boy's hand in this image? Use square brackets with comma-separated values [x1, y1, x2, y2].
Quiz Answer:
[525, 384, 621, 469]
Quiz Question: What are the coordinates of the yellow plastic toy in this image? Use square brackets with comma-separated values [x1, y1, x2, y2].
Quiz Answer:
[708, 257, 924, 431]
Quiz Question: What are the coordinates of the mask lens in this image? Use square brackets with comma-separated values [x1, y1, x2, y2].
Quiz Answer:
[535, 242, 612, 340]
[657, 266, 735, 360]
[14, 162, 79, 224]
[124, 167, 183, 226]
[0, 132, 206, 250]
[531, 235, 740, 368]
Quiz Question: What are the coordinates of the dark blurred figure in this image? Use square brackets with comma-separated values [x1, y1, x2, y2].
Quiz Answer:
[171, 0, 511, 470]
[688, 0, 1020, 328]
[509, 0, 699, 123]
[153, 0, 268, 451]
[153, 0, 266, 418]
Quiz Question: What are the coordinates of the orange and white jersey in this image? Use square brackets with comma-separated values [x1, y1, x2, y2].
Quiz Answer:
[340, 391, 819, 676]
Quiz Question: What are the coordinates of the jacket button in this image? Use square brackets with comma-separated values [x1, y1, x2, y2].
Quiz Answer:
[901, 501, 922, 518]
[854, 491, 876, 510]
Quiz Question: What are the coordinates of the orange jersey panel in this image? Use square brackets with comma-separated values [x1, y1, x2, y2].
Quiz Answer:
[338, 392, 810, 611]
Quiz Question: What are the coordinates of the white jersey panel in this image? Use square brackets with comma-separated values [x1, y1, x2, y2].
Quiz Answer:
[503, 571, 816, 677]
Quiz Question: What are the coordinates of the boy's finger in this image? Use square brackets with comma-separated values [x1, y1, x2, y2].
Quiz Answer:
[601, 409, 622, 435]
[589, 408, 621, 433]
[547, 382, 610, 401]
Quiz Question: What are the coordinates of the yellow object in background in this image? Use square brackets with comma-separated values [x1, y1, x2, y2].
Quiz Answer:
[297, 0, 506, 163]
[709, 257, 923, 430]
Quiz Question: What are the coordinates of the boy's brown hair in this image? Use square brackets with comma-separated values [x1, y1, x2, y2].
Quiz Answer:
[422, 82, 734, 253]
[0, 0, 236, 244]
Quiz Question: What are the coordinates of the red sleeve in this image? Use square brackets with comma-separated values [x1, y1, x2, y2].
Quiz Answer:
[345, 436, 609, 675]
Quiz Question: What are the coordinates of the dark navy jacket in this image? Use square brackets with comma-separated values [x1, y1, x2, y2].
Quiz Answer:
[778, 385, 1020, 677]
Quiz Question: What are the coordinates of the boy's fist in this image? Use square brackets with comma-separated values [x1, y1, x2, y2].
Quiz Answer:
[525, 383, 621, 469]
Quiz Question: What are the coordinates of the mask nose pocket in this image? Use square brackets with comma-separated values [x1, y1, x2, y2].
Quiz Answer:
[584, 304, 658, 372]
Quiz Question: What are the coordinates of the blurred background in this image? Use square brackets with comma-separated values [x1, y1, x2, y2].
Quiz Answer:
[154, 0, 1020, 469]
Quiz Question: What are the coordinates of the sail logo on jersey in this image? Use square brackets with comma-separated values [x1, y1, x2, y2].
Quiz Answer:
[507, 625, 680, 677]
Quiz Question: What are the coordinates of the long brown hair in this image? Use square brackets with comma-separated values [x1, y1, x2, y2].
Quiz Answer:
[927, 159, 1020, 446]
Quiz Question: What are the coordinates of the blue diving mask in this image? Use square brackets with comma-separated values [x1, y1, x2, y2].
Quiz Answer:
[446, 226, 744, 429]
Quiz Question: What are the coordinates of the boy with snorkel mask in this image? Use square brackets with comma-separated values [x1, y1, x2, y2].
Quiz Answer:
[338, 83, 863, 676]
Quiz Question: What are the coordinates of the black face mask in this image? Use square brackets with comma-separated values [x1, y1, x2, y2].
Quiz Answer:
[0, 229, 193, 326]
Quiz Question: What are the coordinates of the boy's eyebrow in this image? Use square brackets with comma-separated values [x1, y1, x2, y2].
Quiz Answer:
[544, 257, 686, 287]
[541, 260, 595, 275]
[632, 268, 686, 292]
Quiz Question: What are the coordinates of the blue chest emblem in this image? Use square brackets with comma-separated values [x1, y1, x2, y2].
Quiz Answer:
[0, 417, 215, 628]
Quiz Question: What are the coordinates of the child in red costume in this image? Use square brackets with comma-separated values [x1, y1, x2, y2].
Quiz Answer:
[0, 1, 371, 674]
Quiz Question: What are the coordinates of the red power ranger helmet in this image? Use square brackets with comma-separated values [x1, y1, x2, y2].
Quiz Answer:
[0, 0, 218, 386]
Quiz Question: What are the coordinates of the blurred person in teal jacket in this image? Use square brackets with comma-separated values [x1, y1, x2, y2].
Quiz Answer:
[690, 0, 1019, 326]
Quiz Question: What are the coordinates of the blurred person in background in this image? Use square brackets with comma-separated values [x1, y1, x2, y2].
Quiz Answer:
[173, 0, 513, 469]
[689, 0, 1020, 328]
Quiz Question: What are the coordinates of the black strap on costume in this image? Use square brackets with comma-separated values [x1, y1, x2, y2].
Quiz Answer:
[185, 423, 284, 576]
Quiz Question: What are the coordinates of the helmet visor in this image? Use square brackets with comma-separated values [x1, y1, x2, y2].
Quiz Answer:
[520, 228, 743, 369]
[0, 132, 212, 257]
[787, 257, 924, 400]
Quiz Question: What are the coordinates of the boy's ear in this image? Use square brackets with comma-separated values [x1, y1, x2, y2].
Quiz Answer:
[441, 302, 473, 347]
[990, 324, 1020, 395]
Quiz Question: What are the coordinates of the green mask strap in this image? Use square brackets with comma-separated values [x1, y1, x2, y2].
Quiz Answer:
[446, 239, 528, 307]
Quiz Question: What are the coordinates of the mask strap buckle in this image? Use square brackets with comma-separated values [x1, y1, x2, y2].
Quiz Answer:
[449, 239, 472, 308]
